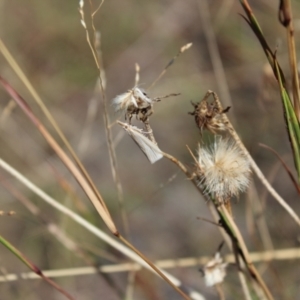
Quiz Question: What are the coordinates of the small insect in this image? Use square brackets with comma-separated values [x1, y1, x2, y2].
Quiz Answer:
[189, 90, 230, 134]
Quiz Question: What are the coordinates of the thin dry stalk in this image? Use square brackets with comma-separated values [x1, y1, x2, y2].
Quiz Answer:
[125, 270, 136, 300]
[0, 76, 117, 231]
[119, 236, 191, 300]
[0, 177, 95, 266]
[2, 247, 300, 281]
[259, 143, 300, 194]
[218, 204, 273, 300]
[215, 283, 225, 300]
[231, 125, 300, 225]
[148, 42, 192, 90]
[0, 49, 186, 295]
[197, 0, 234, 113]
[247, 182, 274, 251]
[207, 203, 252, 300]
[78, 84, 99, 156]
[162, 152, 193, 179]
[135, 63, 140, 86]
[0, 234, 75, 300]
[215, 0, 235, 29]
[143, 120, 157, 144]
[38, 273, 75, 300]
[237, 271, 252, 300]
[0, 100, 16, 127]
[260, 160, 282, 211]
[0, 39, 107, 237]
[0, 158, 203, 300]
[79, 0, 130, 237]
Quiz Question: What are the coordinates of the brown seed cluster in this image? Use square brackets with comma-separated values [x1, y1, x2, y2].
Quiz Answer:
[113, 87, 155, 124]
[113, 87, 180, 124]
[189, 91, 230, 134]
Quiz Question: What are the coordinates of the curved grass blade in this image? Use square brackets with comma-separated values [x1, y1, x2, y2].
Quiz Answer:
[239, 0, 300, 182]
[0, 235, 75, 300]
[0, 76, 192, 300]
[274, 60, 300, 182]
[0, 75, 117, 234]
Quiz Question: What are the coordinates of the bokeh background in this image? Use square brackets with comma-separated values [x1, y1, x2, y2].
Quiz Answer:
[0, 0, 300, 299]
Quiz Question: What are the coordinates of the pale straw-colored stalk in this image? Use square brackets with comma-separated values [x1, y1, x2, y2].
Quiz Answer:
[0, 157, 204, 300]
[1, 247, 299, 282]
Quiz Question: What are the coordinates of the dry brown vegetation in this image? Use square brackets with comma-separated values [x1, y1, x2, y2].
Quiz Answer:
[0, 0, 300, 299]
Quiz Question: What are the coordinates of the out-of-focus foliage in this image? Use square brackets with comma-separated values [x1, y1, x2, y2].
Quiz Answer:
[1, 0, 300, 299]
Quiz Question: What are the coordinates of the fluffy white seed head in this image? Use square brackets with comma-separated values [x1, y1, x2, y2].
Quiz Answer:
[201, 252, 227, 287]
[197, 138, 251, 199]
[112, 87, 152, 112]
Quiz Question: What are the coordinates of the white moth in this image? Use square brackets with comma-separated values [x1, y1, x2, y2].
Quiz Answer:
[118, 122, 163, 164]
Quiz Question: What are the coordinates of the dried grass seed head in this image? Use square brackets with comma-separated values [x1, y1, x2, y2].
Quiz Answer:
[113, 87, 152, 112]
[113, 87, 154, 122]
[189, 94, 230, 134]
[197, 138, 251, 199]
[200, 252, 227, 287]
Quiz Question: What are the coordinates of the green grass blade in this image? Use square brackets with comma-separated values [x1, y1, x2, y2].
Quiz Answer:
[0, 235, 75, 300]
[239, 0, 300, 182]
[275, 61, 300, 181]
[0, 235, 37, 271]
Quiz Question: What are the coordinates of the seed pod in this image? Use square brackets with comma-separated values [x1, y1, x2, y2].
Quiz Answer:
[189, 91, 230, 134]
[113, 87, 153, 123]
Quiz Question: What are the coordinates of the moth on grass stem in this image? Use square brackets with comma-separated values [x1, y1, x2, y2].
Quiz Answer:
[118, 121, 163, 164]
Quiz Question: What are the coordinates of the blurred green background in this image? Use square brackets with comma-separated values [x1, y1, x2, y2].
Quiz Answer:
[0, 0, 300, 299]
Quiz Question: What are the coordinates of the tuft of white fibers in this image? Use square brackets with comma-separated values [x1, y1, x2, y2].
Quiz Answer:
[201, 252, 227, 287]
[118, 122, 163, 164]
[197, 138, 251, 199]
[113, 87, 152, 112]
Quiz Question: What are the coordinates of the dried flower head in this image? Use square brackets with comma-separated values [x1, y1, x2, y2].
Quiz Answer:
[197, 138, 251, 200]
[189, 90, 230, 134]
[113, 87, 154, 123]
[200, 252, 227, 287]
[113, 87, 180, 123]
